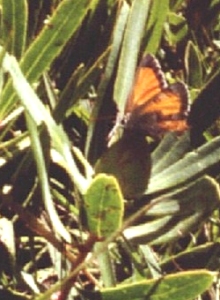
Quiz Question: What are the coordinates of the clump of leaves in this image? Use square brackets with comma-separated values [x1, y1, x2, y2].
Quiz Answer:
[0, 1, 220, 300]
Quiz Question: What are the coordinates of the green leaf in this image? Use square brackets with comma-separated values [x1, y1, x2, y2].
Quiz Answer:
[85, 1, 130, 159]
[170, 0, 187, 11]
[164, 12, 188, 46]
[95, 132, 151, 199]
[147, 133, 220, 195]
[0, 0, 91, 119]
[84, 173, 124, 238]
[114, 0, 151, 113]
[95, 241, 117, 287]
[2, 49, 89, 195]
[185, 41, 203, 88]
[2, 0, 27, 59]
[151, 132, 191, 178]
[25, 114, 71, 243]
[100, 270, 215, 300]
[124, 176, 220, 245]
[161, 242, 220, 272]
[54, 49, 109, 123]
[144, 0, 170, 54]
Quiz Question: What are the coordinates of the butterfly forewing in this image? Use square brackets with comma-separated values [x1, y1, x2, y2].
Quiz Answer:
[126, 55, 167, 112]
[124, 55, 189, 138]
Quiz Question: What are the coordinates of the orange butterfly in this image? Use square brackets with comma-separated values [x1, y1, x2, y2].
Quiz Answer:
[121, 54, 189, 138]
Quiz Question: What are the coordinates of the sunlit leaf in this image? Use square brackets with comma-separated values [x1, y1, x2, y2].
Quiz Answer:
[84, 173, 124, 238]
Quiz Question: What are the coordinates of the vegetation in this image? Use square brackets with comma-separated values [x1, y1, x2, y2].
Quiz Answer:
[0, 0, 220, 299]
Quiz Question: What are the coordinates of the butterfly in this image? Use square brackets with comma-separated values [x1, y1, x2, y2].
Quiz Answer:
[120, 54, 189, 139]
[97, 55, 189, 198]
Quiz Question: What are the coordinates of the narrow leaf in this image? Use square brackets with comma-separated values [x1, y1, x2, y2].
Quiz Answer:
[147, 134, 220, 194]
[0, 0, 90, 118]
[2, 0, 27, 59]
[124, 176, 220, 245]
[2, 49, 89, 194]
[144, 0, 169, 54]
[85, 1, 130, 158]
[185, 41, 203, 88]
[26, 114, 71, 243]
[151, 132, 191, 177]
[114, 0, 151, 113]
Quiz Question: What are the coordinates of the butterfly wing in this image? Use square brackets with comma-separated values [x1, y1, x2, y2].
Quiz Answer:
[125, 54, 167, 112]
[113, 54, 190, 139]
